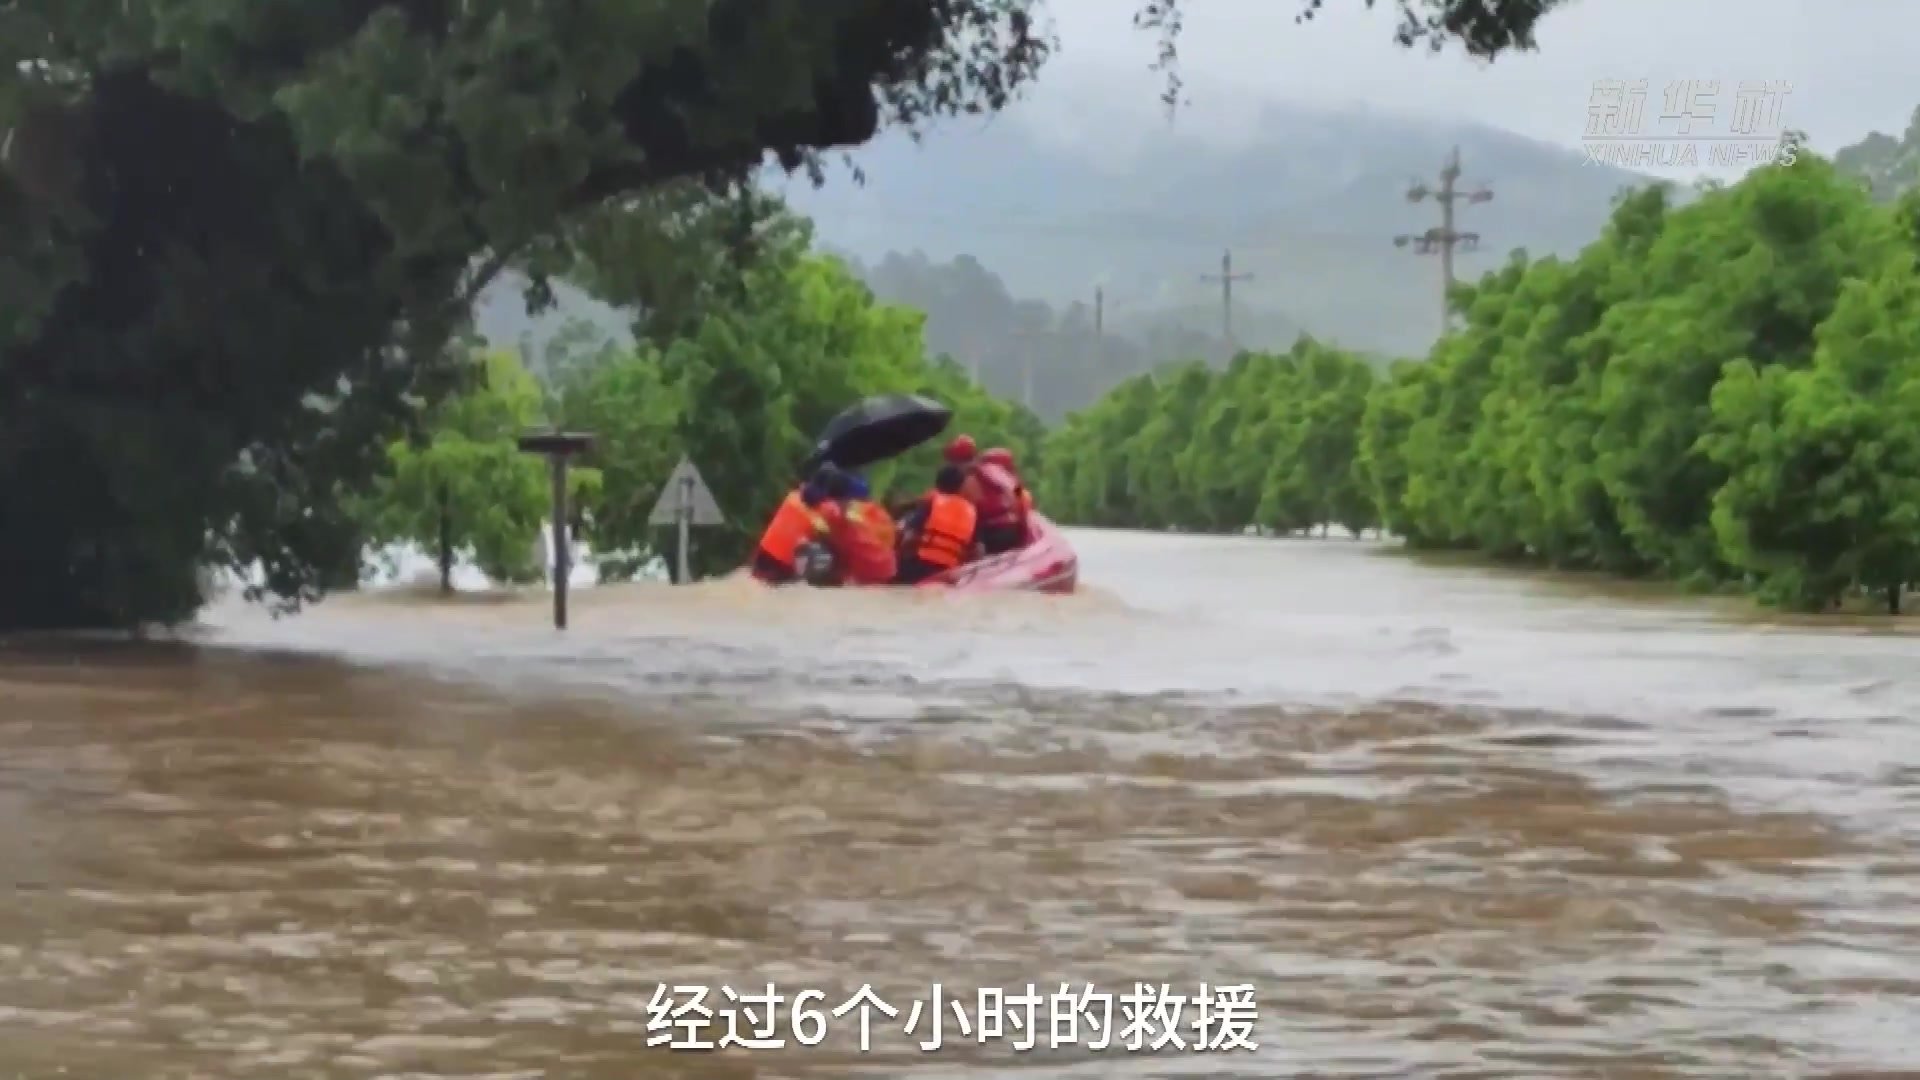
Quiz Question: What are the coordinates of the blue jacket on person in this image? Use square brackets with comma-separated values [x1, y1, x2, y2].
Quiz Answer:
[802, 464, 869, 506]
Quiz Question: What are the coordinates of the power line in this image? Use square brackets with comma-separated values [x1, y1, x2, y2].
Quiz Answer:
[1394, 146, 1493, 335]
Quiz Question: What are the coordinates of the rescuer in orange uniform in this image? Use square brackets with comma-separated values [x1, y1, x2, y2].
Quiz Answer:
[749, 483, 829, 584]
[753, 465, 898, 587]
[895, 464, 981, 584]
[884, 434, 978, 521]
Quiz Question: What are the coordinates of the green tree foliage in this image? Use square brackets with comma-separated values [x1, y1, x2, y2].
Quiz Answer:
[1037, 338, 1377, 536]
[354, 350, 597, 591]
[2, 0, 1039, 628]
[1702, 263, 1920, 611]
[0, 0, 1560, 631]
[1048, 150, 1920, 613]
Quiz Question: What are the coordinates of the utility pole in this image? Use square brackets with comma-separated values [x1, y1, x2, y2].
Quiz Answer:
[1090, 284, 1121, 390]
[1199, 249, 1252, 347]
[1395, 145, 1493, 335]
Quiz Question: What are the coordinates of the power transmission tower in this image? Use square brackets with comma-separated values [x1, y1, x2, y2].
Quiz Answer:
[1094, 285, 1104, 340]
[1395, 146, 1493, 334]
[1199, 249, 1253, 347]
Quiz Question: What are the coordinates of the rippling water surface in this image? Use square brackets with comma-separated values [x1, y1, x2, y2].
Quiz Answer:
[4, 529, 1920, 1078]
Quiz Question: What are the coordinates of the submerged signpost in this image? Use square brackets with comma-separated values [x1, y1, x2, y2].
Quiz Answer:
[515, 430, 594, 629]
[647, 455, 725, 584]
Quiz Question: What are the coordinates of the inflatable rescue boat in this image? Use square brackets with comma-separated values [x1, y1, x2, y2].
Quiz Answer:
[790, 393, 1078, 595]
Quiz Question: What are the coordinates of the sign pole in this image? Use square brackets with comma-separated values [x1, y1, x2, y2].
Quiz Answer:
[515, 431, 594, 630]
[647, 454, 726, 585]
[549, 454, 570, 628]
[675, 475, 693, 584]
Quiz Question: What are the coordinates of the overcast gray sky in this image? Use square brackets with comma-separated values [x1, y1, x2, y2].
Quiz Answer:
[999, 0, 1916, 177]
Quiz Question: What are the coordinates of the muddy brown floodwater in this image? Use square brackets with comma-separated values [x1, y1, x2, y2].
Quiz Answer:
[4, 529, 1920, 1079]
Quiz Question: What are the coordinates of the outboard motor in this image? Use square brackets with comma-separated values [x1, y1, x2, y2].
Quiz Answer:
[794, 540, 838, 586]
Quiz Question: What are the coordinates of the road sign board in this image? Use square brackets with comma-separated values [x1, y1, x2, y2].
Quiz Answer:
[647, 455, 725, 526]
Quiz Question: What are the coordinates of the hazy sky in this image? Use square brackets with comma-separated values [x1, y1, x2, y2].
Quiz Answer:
[999, 0, 1917, 176]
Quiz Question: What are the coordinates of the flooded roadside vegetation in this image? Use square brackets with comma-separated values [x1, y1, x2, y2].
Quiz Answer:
[10, 0, 1920, 1074]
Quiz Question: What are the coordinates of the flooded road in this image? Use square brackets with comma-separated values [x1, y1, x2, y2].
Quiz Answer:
[4, 529, 1920, 1078]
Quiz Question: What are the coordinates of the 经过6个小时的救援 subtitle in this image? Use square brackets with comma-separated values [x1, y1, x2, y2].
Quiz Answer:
[644, 981, 1261, 1053]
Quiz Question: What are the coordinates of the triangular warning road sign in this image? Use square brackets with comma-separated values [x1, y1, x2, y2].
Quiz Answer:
[647, 455, 725, 526]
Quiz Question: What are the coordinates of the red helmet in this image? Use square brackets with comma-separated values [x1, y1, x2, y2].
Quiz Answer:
[943, 434, 977, 464]
[980, 447, 1015, 470]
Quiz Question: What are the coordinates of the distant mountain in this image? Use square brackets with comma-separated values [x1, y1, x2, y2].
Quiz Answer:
[839, 249, 1261, 420]
[467, 102, 1663, 417]
[775, 101, 1655, 357]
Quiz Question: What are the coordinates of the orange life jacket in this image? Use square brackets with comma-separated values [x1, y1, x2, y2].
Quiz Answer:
[755, 490, 825, 570]
[914, 492, 977, 568]
[820, 500, 898, 585]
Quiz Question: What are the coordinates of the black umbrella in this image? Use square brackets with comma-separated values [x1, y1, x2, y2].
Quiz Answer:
[802, 393, 953, 474]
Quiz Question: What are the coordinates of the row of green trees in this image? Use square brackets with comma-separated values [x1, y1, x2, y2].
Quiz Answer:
[1039, 153, 1920, 612]
[1039, 339, 1377, 536]
[353, 223, 1042, 584]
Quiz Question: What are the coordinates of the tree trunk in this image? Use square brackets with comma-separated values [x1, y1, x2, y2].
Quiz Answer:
[436, 483, 453, 595]
[1889, 582, 1902, 616]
